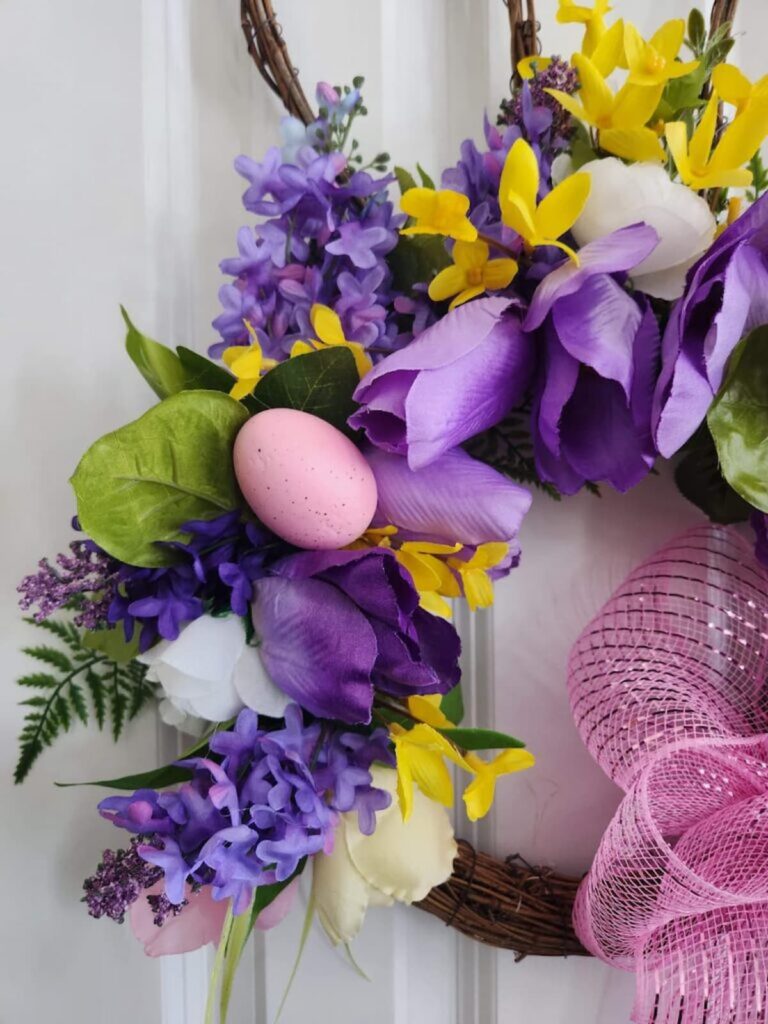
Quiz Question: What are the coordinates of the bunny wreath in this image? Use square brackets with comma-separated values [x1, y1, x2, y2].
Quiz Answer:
[236, 0, 739, 960]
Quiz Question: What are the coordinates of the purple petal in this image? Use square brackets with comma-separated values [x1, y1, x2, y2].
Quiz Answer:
[366, 446, 531, 545]
[536, 327, 580, 456]
[524, 225, 659, 331]
[251, 577, 376, 724]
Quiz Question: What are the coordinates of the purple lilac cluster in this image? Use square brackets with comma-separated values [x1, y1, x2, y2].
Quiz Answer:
[83, 838, 165, 924]
[212, 86, 406, 362]
[17, 540, 117, 630]
[18, 512, 288, 654]
[99, 707, 394, 914]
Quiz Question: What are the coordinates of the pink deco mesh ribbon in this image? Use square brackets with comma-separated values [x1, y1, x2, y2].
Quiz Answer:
[569, 525, 768, 1024]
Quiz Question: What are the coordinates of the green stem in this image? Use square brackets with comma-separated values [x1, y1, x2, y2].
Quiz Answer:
[476, 231, 518, 259]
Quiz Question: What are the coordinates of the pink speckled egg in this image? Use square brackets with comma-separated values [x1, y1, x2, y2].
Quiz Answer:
[233, 408, 378, 550]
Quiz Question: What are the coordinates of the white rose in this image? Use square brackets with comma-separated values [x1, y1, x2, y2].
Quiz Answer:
[571, 158, 716, 300]
[139, 613, 290, 724]
[312, 766, 457, 945]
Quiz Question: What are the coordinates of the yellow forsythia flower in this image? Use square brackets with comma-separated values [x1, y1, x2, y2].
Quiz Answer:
[712, 63, 768, 116]
[400, 188, 478, 242]
[623, 20, 698, 88]
[390, 723, 468, 821]
[291, 303, 372, 378]
[556, 0, 613, 58]
[462, 749, 536, 821]
[428, 240, 518, 310]
[547, 53, 665, 162]
[222, 321, 277, 400]
[499, 139, 590, 261]
[448, 542, 510, 611]
[666, 92, 768, 190]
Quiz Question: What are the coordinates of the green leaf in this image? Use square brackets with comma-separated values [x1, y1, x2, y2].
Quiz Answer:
[687, 8, 707, 54]
[83, 627, 140, 664]
[250, 348, 359, 434]
[660, 63, 707, 117]
[56, 763, 194, 790]
[121, 306, 187, 400]
[437, 726, 526, 751]
[394, 165, 418, 194]
[205, 905, 234, 1024]
[416, 163, 435, 189]
[22, 645, 73, 673]
[674, 424, 751, 524]
[70, 390, 249, 567]
[176, 346, 244, 398]
[708, 326, 768, 512]
[388, 234, 451, 295]
[440, 683, 464, 725]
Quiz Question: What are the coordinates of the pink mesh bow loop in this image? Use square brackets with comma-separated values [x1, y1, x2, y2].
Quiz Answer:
[569, 525, 768, 1024]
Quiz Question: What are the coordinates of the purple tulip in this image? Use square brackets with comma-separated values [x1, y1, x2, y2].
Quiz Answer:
[251, 548, 461, 724]
[523, 225, 660, 494]
[350, 296, 535, 469]
[652, 191, 768, 458]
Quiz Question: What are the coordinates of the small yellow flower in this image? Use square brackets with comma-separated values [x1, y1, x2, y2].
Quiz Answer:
[666, 92, 768, 191]
[400, 187, 478, 242]
[547, 53, 665, 163]
[394, 540, 462, 618]
[448, 542, 510, 611]
[428, 240, 518, 310]
[222, 322, 277, 400]
[499, 139, 590, 261]
[347, 525, 398, 550]
[291, 303, 372, 378]
[517, 56, 553, 80]
[623, 20, 699, 88]
[711, 63, 768, 116]
[557, 0, 612, 58]
[390, 723, 469, 821]
[462, 749, 536, 821]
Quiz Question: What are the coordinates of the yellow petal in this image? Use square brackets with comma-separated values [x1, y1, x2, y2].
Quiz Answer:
[448, 285, 485, 310]
[622, 22, 646, 75]
[400, 186, 437, 221]
[490, 748, 537, 774]
[712, 63, 753, 108]
[649, 18, 684, 62]
[612, 82, 664, 128]
[688, 95, 717, 173]
[693, 167, 753, 191]
[407, 694, 452, 729]
[460, 568, 495, 611]
[517, 55, 552, 80]
[310, 303, 345, 345]
[395, 550, 443, 592]
[600, 126, 665, 162]
[591, 18, 625, 77]
[483, 258, 518, 291]
[572, 53, 614, 123]
[472, 541, 511, 570]
[499, 139, 539, 228]
[428, 264, 468, 302]
[501, 191, 538, 243]
[290, 339, 316, 358]
[545, 88, 590, 124]
[347, 341, 373, 378]
[534, 172, 591, 242]
[229, 377, 258, 400]
[708, 99, 768, 177]
[400, 541, 463, 555]
[664, 121, 693, 182]
[452, 239, 489, 270]
[418, 591, 454, 618]
[462, 771, 497, 821]
[228, 347, 263, 379]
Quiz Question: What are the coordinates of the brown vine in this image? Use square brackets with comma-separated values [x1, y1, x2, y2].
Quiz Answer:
[237, 0, 741, 959]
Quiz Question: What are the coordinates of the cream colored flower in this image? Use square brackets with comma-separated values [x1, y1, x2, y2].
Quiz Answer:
[312, 767, 457, 944]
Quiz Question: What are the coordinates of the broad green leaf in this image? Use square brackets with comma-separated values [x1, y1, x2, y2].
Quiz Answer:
[440, 683, 465, 725]
[71, 390, 249, 567]
[674, 424, 751, 524]
[177, 346, 245, 398]
[437, 726, 526, 751]
[708, 326, 768, 512]
[121, 306, 187, 400]
[388, 234, 451, 294]
[394, 165, 418, 194]
[250, 348, 359, 434]
[416, 163, 435, 189]
[83, 627, 141, 664]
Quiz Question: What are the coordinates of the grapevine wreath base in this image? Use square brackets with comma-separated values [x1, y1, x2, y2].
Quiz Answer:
[240, 0, 739, 964]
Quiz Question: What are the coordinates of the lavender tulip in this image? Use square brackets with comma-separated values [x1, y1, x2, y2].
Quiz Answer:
[653, 191, 768, 458]
[251, 548, 461, 724]
[350, 296, 534, 469]
[523, 225, 660, 494]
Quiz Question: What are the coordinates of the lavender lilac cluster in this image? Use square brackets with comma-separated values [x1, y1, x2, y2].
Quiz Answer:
[99, 707, 394, 914]
[18, 512, 287, 653]
[212, 84, 407, 362]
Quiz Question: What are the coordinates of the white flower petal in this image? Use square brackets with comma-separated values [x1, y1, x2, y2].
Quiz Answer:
[345, 767, 457, 904]
[160, 614, 246, 681]
[572, 158, 715, 300]
[312, 819, 383, 945]
[232, 643, 291, 719]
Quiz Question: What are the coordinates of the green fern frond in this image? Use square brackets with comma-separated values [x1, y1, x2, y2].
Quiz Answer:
[13, 618, 156, 784]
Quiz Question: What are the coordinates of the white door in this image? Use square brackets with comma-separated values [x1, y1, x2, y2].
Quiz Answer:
[1, 2, 761, 1022]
